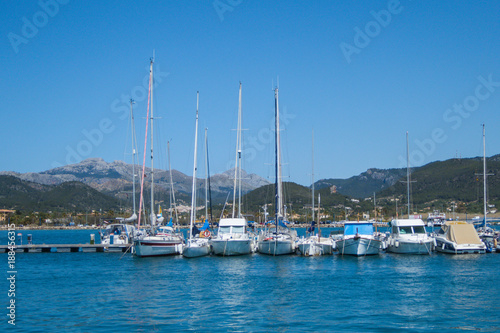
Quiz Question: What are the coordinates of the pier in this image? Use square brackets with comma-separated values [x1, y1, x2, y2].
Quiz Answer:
[0, 244, 131, 253]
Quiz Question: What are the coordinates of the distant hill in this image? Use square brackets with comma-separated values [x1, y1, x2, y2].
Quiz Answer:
[377, 155, 500, 207]
[0, 175, 123, 211]
[315, 168, 406, 199]
[0, 158, 270, 207]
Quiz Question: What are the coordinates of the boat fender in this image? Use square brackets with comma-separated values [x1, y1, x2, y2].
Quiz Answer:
[203, 230, 211, 238]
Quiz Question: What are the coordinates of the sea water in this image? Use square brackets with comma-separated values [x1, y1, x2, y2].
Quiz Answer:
[1, 229, 500, 332]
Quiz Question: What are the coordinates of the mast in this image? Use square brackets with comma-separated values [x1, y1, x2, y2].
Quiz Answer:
[136, 58, 153, 230]
[189, 92, 200, 240]
[275, 87, 283, 221]
[204, 128, 208, 221]
[149, 57, 156, 230]
[274, 87, 280, 229]
[312, 129, 315, 225]
[206, 133, 213, 224]
[232, 82, 243, 218]
[483, 124, 487, 227]
[130, 99, 137, 217]
[406, 131, 410, 218]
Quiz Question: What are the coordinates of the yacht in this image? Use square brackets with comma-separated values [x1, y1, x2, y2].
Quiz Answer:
[386, 218, 434, 254]
[434, 221, 486, 254]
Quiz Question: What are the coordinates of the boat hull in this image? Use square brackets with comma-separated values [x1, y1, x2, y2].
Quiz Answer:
[134, 239, 182, 257]
[387, 239, 434, 254]
[435, 238, 486, 254]
[182, 239, 211, 258]
[258, 239, 294, 256]
[336, 237, 381, 256]
[211, 239, 253, 256]
[297, 239, 333, 256]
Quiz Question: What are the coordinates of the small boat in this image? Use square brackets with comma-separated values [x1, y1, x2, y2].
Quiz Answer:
[257, 87, 297, 256]
[386, 219, 434, 254]
[211, 218, 254, 256]
[336, 221, 382, 256]
[297, 193, 333, 256]
[211, 83, 254, 256]
[100, 222, 137, 247]
[427, 211, 446, 227]
[434, 221, 486, 254]
[183, 92, 211, 258]
[386, 134, 435, 255]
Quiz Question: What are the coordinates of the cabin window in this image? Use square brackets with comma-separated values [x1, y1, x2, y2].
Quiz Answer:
[399, 226, 413, 234]
[219, 226, 231, 234]
[392, 226, 399, 234]
[232, 226, 244, 234]
[413, 226, 426, 234]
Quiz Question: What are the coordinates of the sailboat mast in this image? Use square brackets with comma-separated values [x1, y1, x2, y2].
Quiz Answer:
[130, 99, 137, 216]
[237, 83, 243, 219]
[204, 128, 209, 221]
[149, 57, 155, 229]
[189, 92, 200, 240]
[406, 131, 410, 218]
[274, 88, 279, 228]
[312, 129, 315, 224]
[483, 124, 487, 227]
[318, 193, 321, 238]
[232, 83, 243, 218]
[275, 87, 283, 219]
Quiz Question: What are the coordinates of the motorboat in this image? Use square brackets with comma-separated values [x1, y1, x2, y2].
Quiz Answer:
[434, 221, 486, 254]
[386, 218, 434, 254]
[336, 221, 382, 256]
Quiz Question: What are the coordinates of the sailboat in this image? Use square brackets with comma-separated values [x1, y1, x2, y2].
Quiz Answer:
[133, 58, 184, 257]
[183, 92, 211, 258]
[100, 99, 138, 248]
[257, 87, 297, 256]
[211, 83, 255, 256]
[475, 125, 498, 245]
[386, 132, 435, 254]
[297, 131, 333, 256]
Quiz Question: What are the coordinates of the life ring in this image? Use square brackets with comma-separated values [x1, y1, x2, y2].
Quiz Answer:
[203, 230, 211, 238]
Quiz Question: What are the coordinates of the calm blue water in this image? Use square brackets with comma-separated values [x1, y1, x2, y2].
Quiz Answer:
[2, 229, 500, 332]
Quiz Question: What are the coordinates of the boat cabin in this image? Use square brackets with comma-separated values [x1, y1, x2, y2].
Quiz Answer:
[343, 222, 374, 236]
[218, 218, 247, 235]
[391, 219, 426, 235]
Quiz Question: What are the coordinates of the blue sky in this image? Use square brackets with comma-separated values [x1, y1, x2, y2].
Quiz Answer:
[1, 0, 499, 186]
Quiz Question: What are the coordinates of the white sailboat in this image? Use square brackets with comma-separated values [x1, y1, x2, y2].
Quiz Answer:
[183, 92, 211, 258]
[387, 132, 435, 254]
[100, 99, 138, 248]
[297, 131, 333, 256]
[211, 83, 254, 256]
[257, 87, 297, 256]
[475, 124, 498, 244]
[134, 58, 184, 257]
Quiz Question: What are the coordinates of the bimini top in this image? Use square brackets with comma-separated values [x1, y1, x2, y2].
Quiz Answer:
[391, 219, 425, 227]
[344, 221, 374, 236]
[219, 218, 247, 227]
[440, 221, 482, 245]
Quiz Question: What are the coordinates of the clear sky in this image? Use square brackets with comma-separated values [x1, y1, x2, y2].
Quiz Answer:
[1, 0, 499, 186]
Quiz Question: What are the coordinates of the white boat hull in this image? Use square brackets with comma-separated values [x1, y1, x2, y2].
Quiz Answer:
[297, 238, 333, 256]
[435, 238, 486, 254]
[182, 239, 211, 258]
[258, 239, 294, 255]
[387, 239, 434, 254]
[134, 238, 183, 257]
[336, 237, 381, 256]
[211, 239, 253, 256]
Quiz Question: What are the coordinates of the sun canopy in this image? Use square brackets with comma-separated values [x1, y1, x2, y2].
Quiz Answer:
[443, 221, 482, 245]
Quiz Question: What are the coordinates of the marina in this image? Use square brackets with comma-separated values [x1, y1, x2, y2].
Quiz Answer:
[2, 228, 500, 332]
